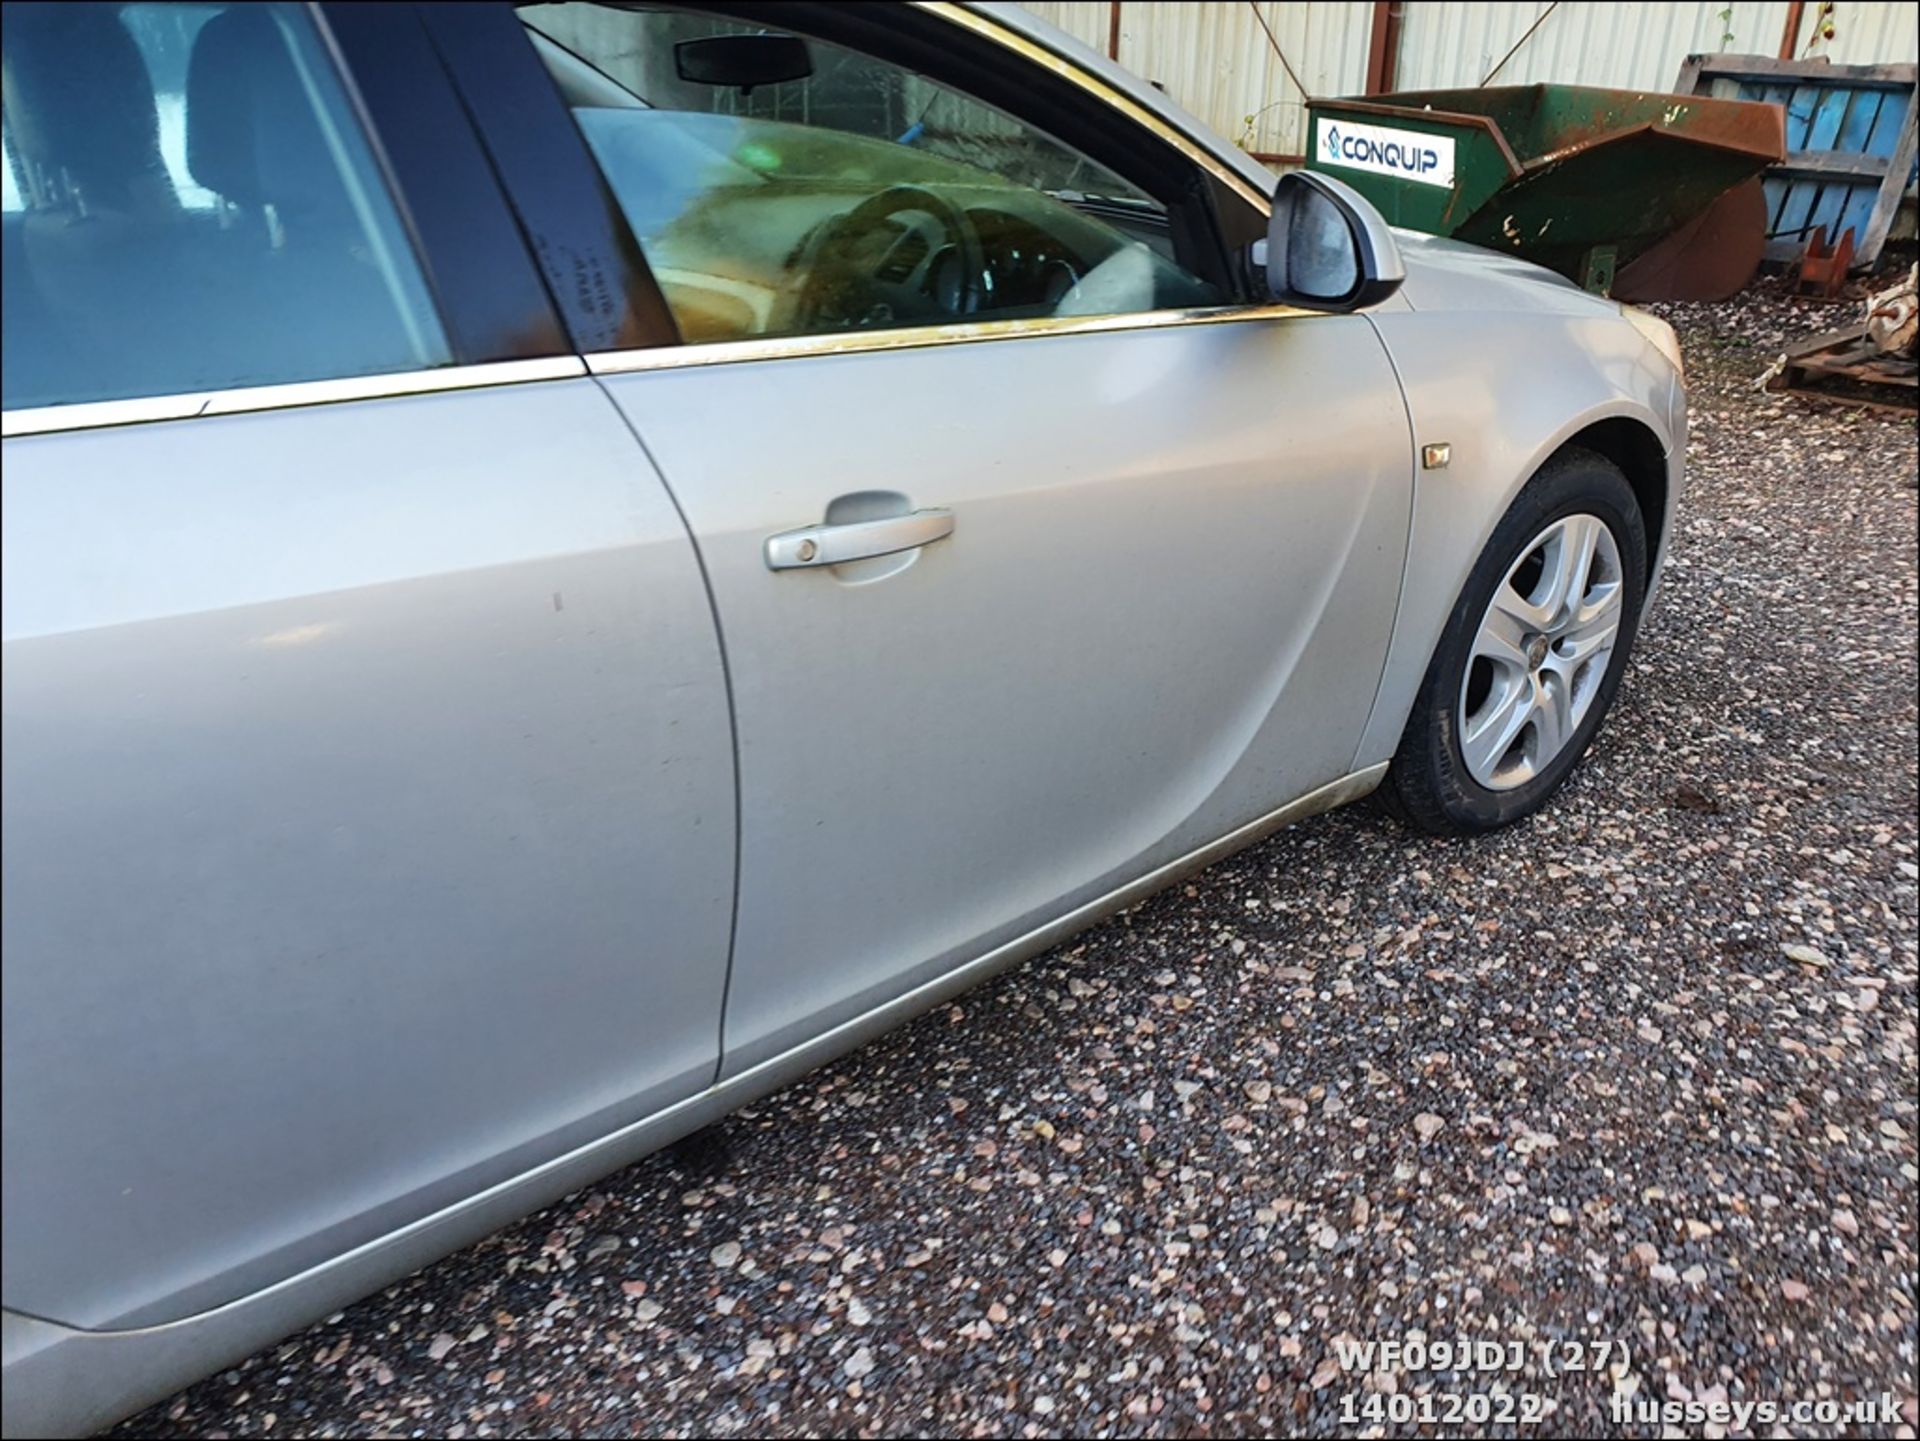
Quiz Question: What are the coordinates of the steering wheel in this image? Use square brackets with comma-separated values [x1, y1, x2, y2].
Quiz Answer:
[795, 185, 987, 330]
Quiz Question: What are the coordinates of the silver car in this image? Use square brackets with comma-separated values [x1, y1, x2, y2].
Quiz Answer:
[0, 1, 1684, 1433]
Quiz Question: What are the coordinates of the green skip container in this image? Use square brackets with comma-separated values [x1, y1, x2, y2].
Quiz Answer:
[1305, 84, 1785, 293]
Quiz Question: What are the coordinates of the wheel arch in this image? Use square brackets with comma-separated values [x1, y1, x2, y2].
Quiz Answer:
[1558, 414, 1671, 573]
[1350, 350, 1680, 774]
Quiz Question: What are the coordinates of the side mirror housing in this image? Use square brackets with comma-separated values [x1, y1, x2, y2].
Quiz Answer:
[1257, 171, 1404, 312]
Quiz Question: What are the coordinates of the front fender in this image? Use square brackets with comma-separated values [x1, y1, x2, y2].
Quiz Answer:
[1352, 308, 1684, 769]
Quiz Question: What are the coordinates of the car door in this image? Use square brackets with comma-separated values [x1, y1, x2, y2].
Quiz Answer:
[489, 0, 1416, 1077]
[0, 1, 732, 1332]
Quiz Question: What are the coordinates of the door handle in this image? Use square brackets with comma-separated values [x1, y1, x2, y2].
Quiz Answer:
[765, 508, 954, 571]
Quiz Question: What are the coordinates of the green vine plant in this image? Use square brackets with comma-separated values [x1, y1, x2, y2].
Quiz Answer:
[1234, 97, 1300, 153]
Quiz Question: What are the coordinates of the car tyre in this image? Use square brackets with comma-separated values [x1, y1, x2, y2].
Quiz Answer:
[1384, 447, 1648, 835]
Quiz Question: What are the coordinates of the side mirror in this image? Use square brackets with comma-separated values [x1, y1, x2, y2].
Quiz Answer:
[1259, 170, 1404, 311]
[674, 34, 813, 95]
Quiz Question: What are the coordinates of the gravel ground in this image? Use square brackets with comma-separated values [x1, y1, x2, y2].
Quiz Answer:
[119, 283, 1918, 1439]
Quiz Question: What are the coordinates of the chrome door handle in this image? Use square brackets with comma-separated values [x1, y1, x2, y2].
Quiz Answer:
[765, 508, 954, 570]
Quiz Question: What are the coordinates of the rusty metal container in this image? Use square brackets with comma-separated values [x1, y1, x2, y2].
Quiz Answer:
[1306, 84, 1785, 294]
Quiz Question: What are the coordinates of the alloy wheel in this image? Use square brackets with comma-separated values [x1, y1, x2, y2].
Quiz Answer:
[1457, 512, 1624, 791]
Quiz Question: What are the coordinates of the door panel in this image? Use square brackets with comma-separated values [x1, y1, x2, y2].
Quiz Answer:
[0, 379, 734, 1329]
[598, 314, 1412, 1075]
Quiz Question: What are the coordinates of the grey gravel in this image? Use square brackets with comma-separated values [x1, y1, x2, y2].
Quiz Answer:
[117, 282, 1917, 1438]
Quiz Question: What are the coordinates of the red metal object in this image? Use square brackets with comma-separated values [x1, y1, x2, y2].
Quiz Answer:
[1365, 1, 1404, 95]
[1614, 177, 1768, 302]
[1795, 225, 1857, 298]
[1107, 0, 1121, 61]
[1779, 0, 1805, 59]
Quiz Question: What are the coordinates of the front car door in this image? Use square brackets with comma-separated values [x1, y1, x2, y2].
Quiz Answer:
[0, 0, 732, 1334]
[492, 1, 1417, 1075]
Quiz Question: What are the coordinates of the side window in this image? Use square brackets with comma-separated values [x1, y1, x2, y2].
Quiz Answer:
[516, 3, 1222, 345]
[0, 1, 450, 412]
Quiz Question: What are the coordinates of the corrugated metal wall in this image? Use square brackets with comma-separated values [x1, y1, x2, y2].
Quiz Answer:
[1022, 0, 1112, 52]
[1022, 1, 1373, 157]
[1393, 2, 1796, 92]
[1018, 1, 1918, 158]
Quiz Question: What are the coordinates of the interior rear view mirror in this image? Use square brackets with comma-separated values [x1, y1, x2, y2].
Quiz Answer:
[674, 34, 813, 95]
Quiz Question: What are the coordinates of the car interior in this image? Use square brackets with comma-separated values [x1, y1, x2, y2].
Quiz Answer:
[518, 1, 1222, 342]
[0, 0, 1224, 411]
[0, 1, 445, 412]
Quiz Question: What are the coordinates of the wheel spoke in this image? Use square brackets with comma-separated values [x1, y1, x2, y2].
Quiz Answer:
[1462, 674, 1533, 783]
[1532, 672, 1573, 761]
[1471, 601, 1533, 668]
[1540, 515, 1600, 625]
[1490, 581, 1552, 634]
[1554, 584, 1622, 664]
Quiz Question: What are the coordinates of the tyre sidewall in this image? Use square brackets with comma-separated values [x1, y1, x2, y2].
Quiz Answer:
[1403, 451, 1649, 832]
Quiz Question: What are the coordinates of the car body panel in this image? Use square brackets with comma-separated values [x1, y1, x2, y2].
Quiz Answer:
[0, 378, 735, 1331]
[593, 314, 1413, 1077]
[0, 761, 1382, 1441]
[1351, 233, 1684, 766]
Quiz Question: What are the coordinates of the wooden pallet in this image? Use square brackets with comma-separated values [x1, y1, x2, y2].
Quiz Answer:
[1672, 54, 1919, 273]
[1764, 322, 1919, 414]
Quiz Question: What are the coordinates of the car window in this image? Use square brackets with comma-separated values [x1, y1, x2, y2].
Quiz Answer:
[1, 0, 450, 412]
[516, 3, 1221, 345]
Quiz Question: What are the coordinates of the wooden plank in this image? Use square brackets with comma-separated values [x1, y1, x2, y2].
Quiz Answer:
[1784, 83, 1818, 149]
[1762, 175, 1791, 229]
[1773, 150, 1895, 178]
[1773, 170, 1823, 240]
[1862, 86, 1909, 156]
[1687, 54, 1917, 90]
[1774, 323, 1918, 397]
[1806, 84, 1849, 149]
[1834, 87, 1885, 164]
[1774, 381, 1919, 415]
[1779, 323, 1870, 358]
[1793, 354, 1916, 384]
[1804, 181, 1850, 244]
[1860, 94, 1920, 266]
[1672, 54, 1706, 98]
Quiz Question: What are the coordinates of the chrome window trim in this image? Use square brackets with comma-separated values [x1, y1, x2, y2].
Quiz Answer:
[584, 303, 1316, 376]
[0, 357, 587, 439]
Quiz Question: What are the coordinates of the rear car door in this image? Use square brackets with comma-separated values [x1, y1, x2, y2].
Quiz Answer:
[1, 1, 732, 1332]
[489, 2, 1416, 1076]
